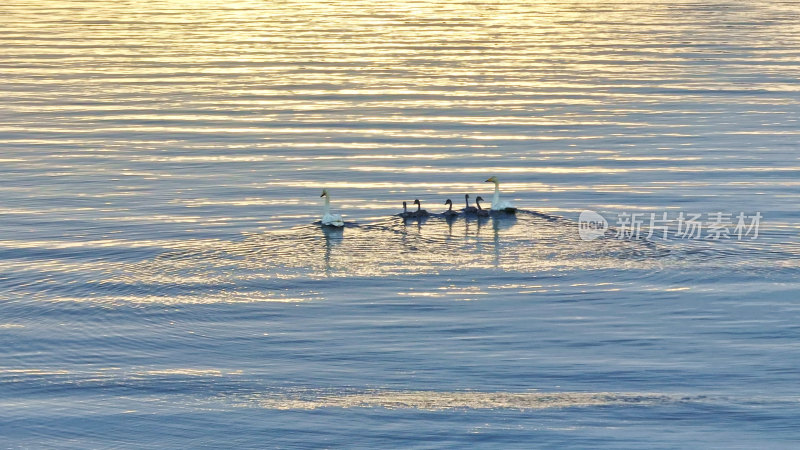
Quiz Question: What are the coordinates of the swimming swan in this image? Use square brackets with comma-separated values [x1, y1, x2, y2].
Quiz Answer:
[399, 201, 413, 218]
[474, 196, 490, 217]
[320, 189, 344, 227]
[412, 198, 429, 217]
[463, 194, 478, 214]
[484, 176, 517, 213]
[443, 199, 459, 217]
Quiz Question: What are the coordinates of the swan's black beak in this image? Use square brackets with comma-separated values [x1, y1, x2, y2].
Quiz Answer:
[320, 192, 325, 197]
[484, 178, 492, 182]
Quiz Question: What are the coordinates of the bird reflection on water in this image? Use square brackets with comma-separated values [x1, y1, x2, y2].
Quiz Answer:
[112, 210, 669, 306]
[251, 210, 663, 278]
[320, 225, 344, 277]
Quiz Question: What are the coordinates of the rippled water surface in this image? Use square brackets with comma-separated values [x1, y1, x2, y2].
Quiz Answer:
[2, 0, 800, 447]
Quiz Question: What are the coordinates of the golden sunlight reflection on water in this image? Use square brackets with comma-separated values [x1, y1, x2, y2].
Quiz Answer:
[4, 211, 794, 306]
[2, 2, 800, 446]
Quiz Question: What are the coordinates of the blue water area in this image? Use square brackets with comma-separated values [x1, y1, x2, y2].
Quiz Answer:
[1, 0, 799, 447]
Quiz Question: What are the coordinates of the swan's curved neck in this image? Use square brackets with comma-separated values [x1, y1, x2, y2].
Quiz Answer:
[465, 196, 470, 207]
[416, 202, 421, 211]
[323, 195, 331, 215]
[448, 202, 453, 211]
[476, 199, 482, 210]
[492, 182, 500, 204]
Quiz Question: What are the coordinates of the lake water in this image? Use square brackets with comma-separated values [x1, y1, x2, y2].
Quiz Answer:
[2, 0, 800, 447]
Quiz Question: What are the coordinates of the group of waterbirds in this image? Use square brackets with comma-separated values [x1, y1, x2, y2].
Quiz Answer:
[320, 176, 516, 227]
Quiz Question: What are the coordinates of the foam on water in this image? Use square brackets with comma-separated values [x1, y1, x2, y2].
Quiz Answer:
[228, 389, 677, 411]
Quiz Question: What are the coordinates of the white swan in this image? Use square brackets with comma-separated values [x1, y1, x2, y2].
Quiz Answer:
[320, 189, 344, 227]
[484, 176, 517, 212]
